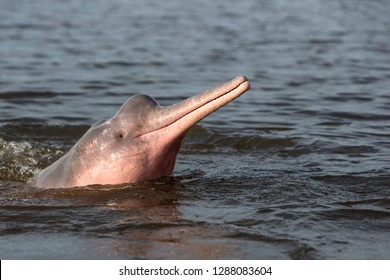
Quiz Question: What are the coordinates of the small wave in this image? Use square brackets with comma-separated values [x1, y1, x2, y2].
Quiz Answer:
[228, 231, 295, 244]
[0, 23, 54, 31]
[184, 126, 298, 151]
[311, 174, 390, 188]
[297, 109, 390, 121]
[0, 205, 76, 211]
[0, 123, 87, 142]
[323, 92, 373, 102]
[228, 232, 317, 259]
[320, 208, 390, 221]
[79, 60, 166, 69]
[308, 38, 343, 44]
[0, 123, 88, 182]
[337, 198, 390, 208]
[330, 111, 390, 121]
[0, 138, 40, 181]
[0, 91, 57, 100]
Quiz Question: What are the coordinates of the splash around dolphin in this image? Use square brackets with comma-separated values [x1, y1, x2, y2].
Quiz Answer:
[30, 76, 250, 188]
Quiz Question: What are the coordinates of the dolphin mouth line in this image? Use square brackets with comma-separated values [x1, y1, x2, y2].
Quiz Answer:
[174, 78, 249, 122]
[141, 76, 250, 139]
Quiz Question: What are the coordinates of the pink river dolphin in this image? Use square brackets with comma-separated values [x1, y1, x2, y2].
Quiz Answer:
[30, 76, 250, 188]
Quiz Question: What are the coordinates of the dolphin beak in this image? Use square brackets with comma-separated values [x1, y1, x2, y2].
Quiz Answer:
[158, 76, 250, 136]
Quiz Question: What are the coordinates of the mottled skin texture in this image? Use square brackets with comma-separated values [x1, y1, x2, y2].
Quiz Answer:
[31, 76, 250, 188]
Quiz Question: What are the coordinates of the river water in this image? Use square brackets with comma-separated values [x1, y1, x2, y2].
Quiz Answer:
[1, 0, 390, 259]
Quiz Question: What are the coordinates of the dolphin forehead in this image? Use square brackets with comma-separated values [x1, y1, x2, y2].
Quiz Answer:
[109, 95, 164, 136]
[116, 95, 160, 115]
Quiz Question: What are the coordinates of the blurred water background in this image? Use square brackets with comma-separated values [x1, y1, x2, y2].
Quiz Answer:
[1, 0, 390, 259]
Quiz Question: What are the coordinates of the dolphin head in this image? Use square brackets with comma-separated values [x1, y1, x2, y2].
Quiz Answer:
[73, 94, 183, 184]
[34, 76, 250, 188]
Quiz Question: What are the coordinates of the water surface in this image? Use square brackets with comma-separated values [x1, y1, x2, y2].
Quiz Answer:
[1, 0, 390, 259]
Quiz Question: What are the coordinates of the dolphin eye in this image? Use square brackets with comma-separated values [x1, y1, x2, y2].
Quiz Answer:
[117, 133, 124, 139]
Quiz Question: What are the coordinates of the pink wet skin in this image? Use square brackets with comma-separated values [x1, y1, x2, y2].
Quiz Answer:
[30, 76, 250, 188]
